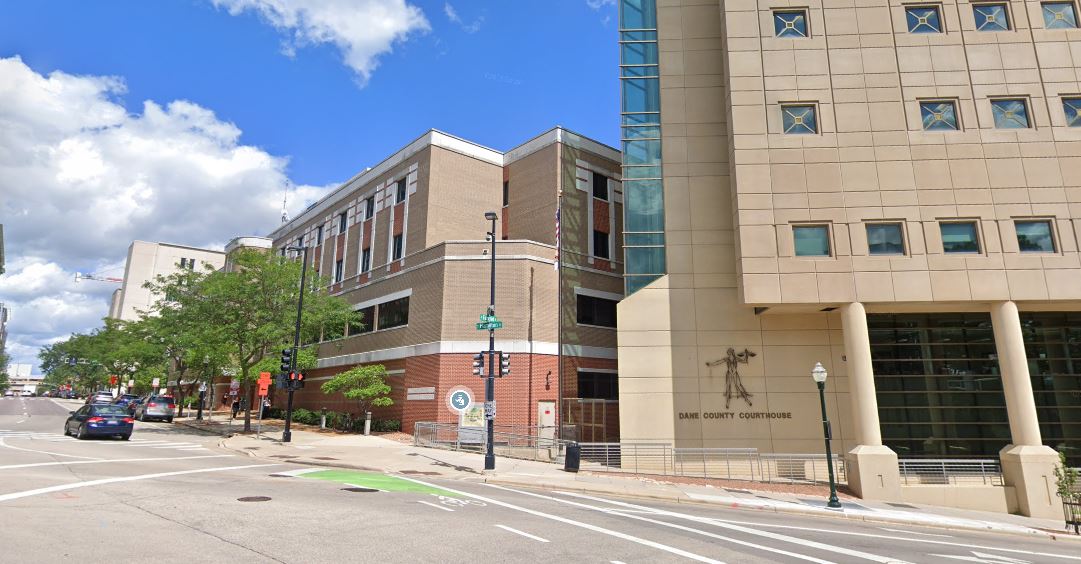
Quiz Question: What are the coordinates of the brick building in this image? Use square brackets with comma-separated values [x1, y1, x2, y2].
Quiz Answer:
[268, 128, 623, 441]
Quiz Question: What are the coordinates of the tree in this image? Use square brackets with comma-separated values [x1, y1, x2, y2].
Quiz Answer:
[320, 364, 393, 418]
[148, 248, 356, 432]
[0, 352, 9, 392]
[1055, 450, 1080, 503]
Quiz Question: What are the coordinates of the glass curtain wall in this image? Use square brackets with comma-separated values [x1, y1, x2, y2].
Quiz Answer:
[868, 313, 1012, 458]
[1020, 312, 1081, 466]
[620, 0, 665, 294]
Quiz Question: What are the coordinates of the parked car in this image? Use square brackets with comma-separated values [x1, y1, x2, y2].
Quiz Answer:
[20, 390, 33, 397]
[64, 404, 134, 440]
[86, 391, 114, 405]
[112, 394, 140, 408]
[133, 395, 176, 423]
[126, 396, 145, 415]
[3, 390, 14, 397]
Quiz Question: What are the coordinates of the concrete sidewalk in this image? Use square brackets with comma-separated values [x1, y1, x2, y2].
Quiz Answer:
[211, 426, 1081, 539]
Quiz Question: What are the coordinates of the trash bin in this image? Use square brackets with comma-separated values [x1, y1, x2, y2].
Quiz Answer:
[564, 442, 581, 473]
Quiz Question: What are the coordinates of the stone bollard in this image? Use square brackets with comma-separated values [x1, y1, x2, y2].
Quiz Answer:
[363, 411, 372, 436]
[320, 407, 327, 430]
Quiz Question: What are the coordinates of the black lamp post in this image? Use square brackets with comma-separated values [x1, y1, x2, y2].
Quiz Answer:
[282, 245, 310, 444]
[812, 361, 842, 508]
[484, 211, 498, 471]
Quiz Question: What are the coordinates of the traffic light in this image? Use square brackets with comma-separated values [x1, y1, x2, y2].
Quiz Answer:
[499, 353, 510, 376]
[472, 353, 484, 376]
[294, 372, 305, 390]
[280, 348, 293, 373]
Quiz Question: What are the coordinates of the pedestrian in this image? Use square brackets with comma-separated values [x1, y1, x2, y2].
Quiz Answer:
[231, 398, 240, 419]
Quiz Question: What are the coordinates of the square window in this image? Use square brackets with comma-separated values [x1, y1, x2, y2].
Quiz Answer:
[774, 10, 809, 38]
[920, 101, 959, 131]
[1063, 98, 1081, 127]
[866, 223, 906, 255]
[782, 104, 818, 134]
[396, 178, 407, 203]
[940, 222, 981, 254]
[1042, 1, 1079, 28]
[973, 3, 1010, 31]
[392, 234, 403, 260]
[906, 6, 943, 33]
[991, 99, 1030, 129]
[793, 225, 831, 257]
[594, 230, 610, 259]
[1015, 220, 1056, 252]
[593, 172, 609, 201]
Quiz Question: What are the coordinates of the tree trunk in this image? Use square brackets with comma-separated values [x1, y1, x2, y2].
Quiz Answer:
[241, 366, 252, 433]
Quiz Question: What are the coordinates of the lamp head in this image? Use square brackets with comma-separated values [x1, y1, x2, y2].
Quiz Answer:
[811, 362, 827, 383]
[484, 211, 498, 221]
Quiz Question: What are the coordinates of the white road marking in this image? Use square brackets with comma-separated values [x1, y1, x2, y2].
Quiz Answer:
[878, 527, 953, 538]
[417, 500, 454, 512]
[0, 437, 101, 460]
[395, 476, 724, 564]
[929, 552, 1031, 563]
[495, 524, 549, 543]
[0, 454, 234, 470]
[15, 420, 25, 424]
[487, 484, 832, 564]
[556, 490, 912, 564]
[0, 463, 279, 503]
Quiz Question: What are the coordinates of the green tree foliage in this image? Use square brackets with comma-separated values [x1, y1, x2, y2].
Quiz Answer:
[1055, 450, 1080, 503]
[0, 352, 10, 391]
[320, 364, 393, 415]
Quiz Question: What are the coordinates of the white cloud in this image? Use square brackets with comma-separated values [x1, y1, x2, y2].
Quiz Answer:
[213, 0, 430, 86]
[585, 0, 616, 9]
[443, 2, 483, 34]
[0, 56, 333, 371]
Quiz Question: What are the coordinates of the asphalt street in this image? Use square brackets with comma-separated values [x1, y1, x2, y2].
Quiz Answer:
[1, 397, 1079, 563]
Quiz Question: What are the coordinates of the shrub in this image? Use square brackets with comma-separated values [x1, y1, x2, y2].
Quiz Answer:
[373, 419, 401, 432]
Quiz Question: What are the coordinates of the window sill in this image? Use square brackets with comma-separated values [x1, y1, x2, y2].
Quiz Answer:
[324, 324, 408, 343]
[577, 323, 617, 330]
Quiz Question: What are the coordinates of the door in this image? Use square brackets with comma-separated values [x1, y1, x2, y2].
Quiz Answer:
[537, 401, 556, 442]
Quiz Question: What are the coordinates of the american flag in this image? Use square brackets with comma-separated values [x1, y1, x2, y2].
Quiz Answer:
[554, 207, 562, 270]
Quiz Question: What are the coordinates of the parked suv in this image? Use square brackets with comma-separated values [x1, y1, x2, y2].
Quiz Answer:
[133, 395, 176, 423]
[86, 391, 114, 405]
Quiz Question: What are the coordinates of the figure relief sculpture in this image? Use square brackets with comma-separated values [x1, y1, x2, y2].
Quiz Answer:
[705, 348, 757, 408]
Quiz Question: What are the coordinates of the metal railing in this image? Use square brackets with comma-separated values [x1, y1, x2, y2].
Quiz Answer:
[413, 422, 568, 463]
[898, 458, 1002, 485]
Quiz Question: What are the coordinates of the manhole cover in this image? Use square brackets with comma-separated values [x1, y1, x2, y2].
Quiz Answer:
[342, 487, 379, 493]
[237, 496, 272, 502]
[313, 456, 338, 461]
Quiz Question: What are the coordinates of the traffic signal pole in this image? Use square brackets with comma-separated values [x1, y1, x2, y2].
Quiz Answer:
[484, 213, 497, 471]
[282, 245, 309, 444]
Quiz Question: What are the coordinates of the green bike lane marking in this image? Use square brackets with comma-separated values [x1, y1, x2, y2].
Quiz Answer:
[300, 469, 461, 497]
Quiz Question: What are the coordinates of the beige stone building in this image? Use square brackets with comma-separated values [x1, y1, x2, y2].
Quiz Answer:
[109, 241, 226, 321]
[616, 0, 1080, 517]
[268, 128, 624, 440]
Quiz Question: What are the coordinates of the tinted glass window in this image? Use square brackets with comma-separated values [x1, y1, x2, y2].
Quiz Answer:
[361, 248, 371, 272]
[973, 3, 1010, 30]
[577, 295, 618, 327]
[350, 306, 375, 335]
[1015, 220, 1056, 252]
[378, 297, 409, 330]
[396, 178, 407, 203]
[594, 230, 610, 259]
[365, 197, 375, 218]
[774, 10, 809, 37]
[593, 172, 609, 200]
[578, 371, 619, 400]
[991, 99, 1030, 129]
[92, 406, 129, 416]
[920, 101, 959, 131]
[906, 6, 943, 32]
[793, 225, 830, 256]
[392, 234, 403, 260]
[782, 105, 817, 134]
[866, 223, 905, 255]
[940, 222, 980, 253]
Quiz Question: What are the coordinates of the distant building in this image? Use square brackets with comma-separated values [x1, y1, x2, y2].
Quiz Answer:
[0, 303, 8, 355]
[109, 241, 226, 321]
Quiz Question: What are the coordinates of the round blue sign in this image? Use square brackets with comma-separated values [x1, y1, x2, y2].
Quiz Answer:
[449, 390, 471, 411]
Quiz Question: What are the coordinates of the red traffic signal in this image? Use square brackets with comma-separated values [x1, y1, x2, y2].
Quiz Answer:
[109, 375, 118, 386]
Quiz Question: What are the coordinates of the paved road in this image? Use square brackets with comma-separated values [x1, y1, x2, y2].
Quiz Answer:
[1, 397, 1079, 563]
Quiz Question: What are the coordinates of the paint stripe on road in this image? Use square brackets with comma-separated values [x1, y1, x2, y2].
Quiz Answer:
[417, 500, 454, 512]
[396, 476, 725, 564]
[0, 437, 101, 460]
[556, 491, 910, 564]
[0, 463, 279, 503]
[0, 454, 234, 470]
[269, 467, 325, 477]
[495, 524, 549, 543]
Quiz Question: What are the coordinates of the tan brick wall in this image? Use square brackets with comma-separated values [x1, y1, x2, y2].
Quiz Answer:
[425, 146, 503, 247]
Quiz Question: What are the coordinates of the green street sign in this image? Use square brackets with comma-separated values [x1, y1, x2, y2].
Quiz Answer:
[479, 314, 497, 322]
[475, 321, 503, 330]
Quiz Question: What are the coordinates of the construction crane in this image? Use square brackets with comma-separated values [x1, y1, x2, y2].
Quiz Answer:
[74, 272, 123, 283]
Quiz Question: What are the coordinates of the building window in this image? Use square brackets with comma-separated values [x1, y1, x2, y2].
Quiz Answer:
[316, 225, 324, 245]
[334, 259, 344, 283]
[773, 10, 809, 37]
[349, 306, 374, 335]
[296, 236, 304, 248]
[361, 248, 371, 273]
[592, 172, 609, 201]
[365, 197, 375, 219]
[793, 225, 831, 257]
[377, 297, 409, 329]
[594, 230, 610, 259]
[906, 5, 943, 32]
[396, 178, 407, 203]
[973, 3, 1010, 31]
[940, 222, 981, 253]
[577, 294, 618, 328]
[1042, 1, 1079, 28]
[1064, 98, 1081, 127]
[781, 104, 817, 134]
[502, 181, 509, 207]
[578, 371, 618, 400]
[392, 234, 403, 260]
[1015, 220, 1056, 253]
[280, 248, 287, 257]
[866, 223, 906, 255]
[338, 213, 347, 233]
[178, 258, 195, 270]
[991, 99, 1030, 129]
[920, 101, 959, 131]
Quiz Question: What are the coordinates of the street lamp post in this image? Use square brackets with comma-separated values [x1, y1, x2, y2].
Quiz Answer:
[196, 356, 209, 421]
[484, 211, 498, 471]
[282, 245, 310, 444]
[812, 362, 842, 508]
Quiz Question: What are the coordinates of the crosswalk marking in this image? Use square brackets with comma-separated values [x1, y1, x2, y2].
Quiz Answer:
[0, 430, 213, 453]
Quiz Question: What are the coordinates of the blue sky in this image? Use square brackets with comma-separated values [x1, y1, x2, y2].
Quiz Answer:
[1, 0, 620, 186]
[0, 0, 620, 370]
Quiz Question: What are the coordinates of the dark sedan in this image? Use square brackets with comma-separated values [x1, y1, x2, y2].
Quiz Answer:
[65, 404, 134, 440]
[113, 394, 140, 408]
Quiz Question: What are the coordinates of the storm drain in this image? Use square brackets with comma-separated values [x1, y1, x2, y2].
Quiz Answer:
[313, 456, 339, 461]
[342, 487, 379, 493]
[237, 496, 272, 502]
